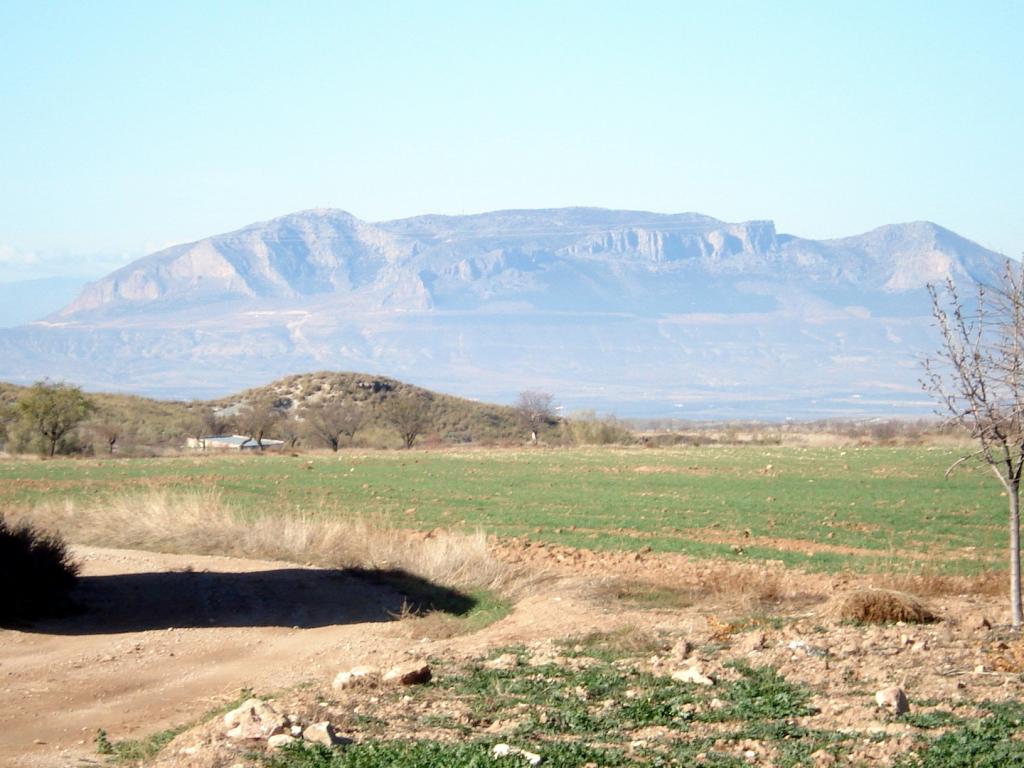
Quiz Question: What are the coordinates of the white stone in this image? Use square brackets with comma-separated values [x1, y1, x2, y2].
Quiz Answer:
[224, 699, 286, 740]
[874, 686, 909, 715]
[332, 665, 380, 690]
[492, 743, 543, 765]
[382, 661, 432, 686]
[671, 666, 715, 686]
[303, 721, 347, 747]
[267, 734, 296, 749]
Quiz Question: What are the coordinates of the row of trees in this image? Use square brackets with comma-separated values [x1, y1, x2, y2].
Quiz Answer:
[226, 390, 557, 450]
[220, 394, 431, 451]
[1, 383, 560, 456]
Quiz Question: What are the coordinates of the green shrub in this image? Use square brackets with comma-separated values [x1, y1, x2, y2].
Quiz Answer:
[565, 411, 635, 445]
[0, 515, 79, 622]
[897, 701, 1024, 768]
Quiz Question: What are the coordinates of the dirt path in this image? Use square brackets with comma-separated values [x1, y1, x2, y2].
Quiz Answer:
[3, 543, 1008, 768]
[0, 546, 420, 767]
[0, 546, 621, 768]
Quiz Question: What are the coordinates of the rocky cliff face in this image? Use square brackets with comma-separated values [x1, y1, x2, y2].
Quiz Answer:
[5, 208, 1008, 416]
[59, 209, 996, 320]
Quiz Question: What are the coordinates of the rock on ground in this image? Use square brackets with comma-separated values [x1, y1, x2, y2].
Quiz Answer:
[383, 661, 432, 686]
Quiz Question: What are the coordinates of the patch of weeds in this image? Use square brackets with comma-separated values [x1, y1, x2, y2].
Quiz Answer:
[417, 713, 472, 735]
[731, 613, 787, 632]
[558, 625, 669, 661]
[618, 678, 699, 728]
[519, 663, 626, 735]
[903, 710, 965, 730]
[95, 729, 113, 755]
[664, 738, 748, 767]
[700, 641, 731, 656]
[840, 666, 860, 686]
[95, 726, 183, 762]
[456, 589, 513, 631]
[485, 644, 531, 663]
[728, 719, 809, 741]
[597, 579, 697, 610]
[523, 695, 601, 735]
[448, 661, 556, 699]
[402, 590, 513, 638]
[351, 713, 389, 729]
[446, 654, 705, 737]
[447, 663, 562, 724]
[707, 661, 815, 722]
[772, 731, 852, 768]
[896, 701, 1024, 767]
[710, 725, 851, 768]
[262, 739, 636, 767]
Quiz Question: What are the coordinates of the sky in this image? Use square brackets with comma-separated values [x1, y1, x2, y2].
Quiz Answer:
[0, 1, 1021, 281]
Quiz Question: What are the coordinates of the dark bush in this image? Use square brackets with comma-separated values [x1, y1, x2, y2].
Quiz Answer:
[0, 515, 79, 622]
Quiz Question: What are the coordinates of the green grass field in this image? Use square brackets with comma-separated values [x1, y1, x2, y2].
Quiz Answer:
[0, 445, 1008, 573]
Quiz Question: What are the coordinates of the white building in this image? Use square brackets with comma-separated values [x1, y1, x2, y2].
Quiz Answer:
[185, 434, 285, 451]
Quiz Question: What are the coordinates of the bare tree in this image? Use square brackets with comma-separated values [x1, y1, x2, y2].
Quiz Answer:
[277, 416, 303, 449]
[923, 262, 1024, 628]
[238, 396, 288, 450]
[87, 411, 122, 455]
[303, 400, 365, 451]
[180, 402, 225, 444]
[0, 401, 12, 448]
[381, 394, 431, 449]
[514, 390, 555, 443]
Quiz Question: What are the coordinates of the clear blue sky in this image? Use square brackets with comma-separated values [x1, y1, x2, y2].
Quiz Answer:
[1, 0, 1020, 280]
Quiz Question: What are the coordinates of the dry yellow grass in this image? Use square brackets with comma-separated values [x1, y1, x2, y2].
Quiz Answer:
[17, 490, 525, 597]
[874, 569, 1004, 598]
[827, 587, 939, 624]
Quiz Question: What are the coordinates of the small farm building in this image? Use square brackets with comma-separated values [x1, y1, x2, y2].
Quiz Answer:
[186, 435, 285, 451]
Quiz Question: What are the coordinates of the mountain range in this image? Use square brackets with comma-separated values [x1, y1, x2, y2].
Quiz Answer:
[0, 208, 1006, 417]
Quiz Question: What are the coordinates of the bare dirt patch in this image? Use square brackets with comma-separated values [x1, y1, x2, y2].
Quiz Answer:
[0, 546, 412, 767]
[2, 540, 1019, 768]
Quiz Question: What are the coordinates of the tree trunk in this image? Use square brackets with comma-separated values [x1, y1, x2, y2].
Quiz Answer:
[1011, 481, 1022, 629]
[48, 437, 57, 457]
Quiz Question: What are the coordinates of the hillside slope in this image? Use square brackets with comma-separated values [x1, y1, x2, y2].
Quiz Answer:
[0, 371, 527, 450]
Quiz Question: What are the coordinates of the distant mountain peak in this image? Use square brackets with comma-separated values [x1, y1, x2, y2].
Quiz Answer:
[3, 207, 1008, 417]
[51, 208, 1005, 321]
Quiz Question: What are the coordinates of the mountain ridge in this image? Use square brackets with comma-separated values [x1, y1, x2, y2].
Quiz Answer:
[53, 208, 1000, 321]
[2, 207, 1009, 417]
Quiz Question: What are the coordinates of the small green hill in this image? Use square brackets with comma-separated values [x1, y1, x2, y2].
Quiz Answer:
[0, 372, 532, 453]
[213, 371, 527, 445]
